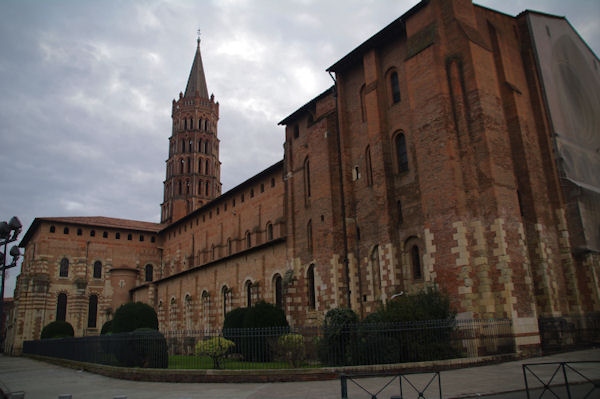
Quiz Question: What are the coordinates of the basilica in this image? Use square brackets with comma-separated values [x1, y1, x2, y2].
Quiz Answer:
[7, 0, 600, 354]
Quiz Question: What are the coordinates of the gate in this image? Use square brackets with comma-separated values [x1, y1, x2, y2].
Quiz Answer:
[340, 372, 441, 399]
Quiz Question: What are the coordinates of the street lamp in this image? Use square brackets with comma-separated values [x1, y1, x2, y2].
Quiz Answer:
[0, 216, 22, 352]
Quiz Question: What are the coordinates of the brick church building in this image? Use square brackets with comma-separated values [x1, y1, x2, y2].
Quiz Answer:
[7, 0, 599, 354]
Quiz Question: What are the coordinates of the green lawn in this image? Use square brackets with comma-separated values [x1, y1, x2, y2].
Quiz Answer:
[168, 355, 317, 370]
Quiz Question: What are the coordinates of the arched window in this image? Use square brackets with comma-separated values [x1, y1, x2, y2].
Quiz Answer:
[222, 286, 229, 316]
[205, 181, 209, 195]
[395, 133, 408, 173]
[205, 160, 209, 175]
[274, 274, 283, 309]
[187, 157, 191, 173]
[365, 146, 373, 186]
[307, 265, 316, 309]
[307, 220, 313, 252]
[227, 238, 232, 255]
[180, 159, 184, 174]
[188, 140, 193, 152]
[93, 261, 102, 279]
[56, 293, 67, 321]
[63, 227, 69, 234]
[87, 294, 98, 328]
[390, 71, 401, 103]
[198, 139, 203, 153]
[211, 245, 216, 260]
[181, 139, 185, 153]
[185, 294, 193, 330]
[246, 231, 252, 248]
[59, 258, 69, 277]
[201, 290, 210, 325]
[245, 280, 253, 307]
[266, 223, 273, 241]
[304, 157, 311, 202]
[145, 264, 153, 282]
[412, 245, 422, 279]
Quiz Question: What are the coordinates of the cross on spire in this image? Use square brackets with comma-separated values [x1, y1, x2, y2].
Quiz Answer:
[197, 29, 201, 46]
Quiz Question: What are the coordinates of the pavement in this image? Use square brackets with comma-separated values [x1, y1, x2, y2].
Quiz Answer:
[0, 349, 598, 399]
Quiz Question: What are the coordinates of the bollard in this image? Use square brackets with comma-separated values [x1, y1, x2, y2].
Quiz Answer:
[340, 374, 348, 399]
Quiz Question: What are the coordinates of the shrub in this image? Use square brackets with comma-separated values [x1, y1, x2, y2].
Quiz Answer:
[223, 301, 289, 363]
[111, 329, 169, 368]
[242, 301, 288, 329]
[277, 333, 305, 367]
[318, 308, 359, 366]
[223, 307, 249, 330]
[41, 321, 74, 339]
[195, 337, 235, 369]
[100, 320, 112, 335]
[359, 287, 459, 363]
[112, 302, 158, 333]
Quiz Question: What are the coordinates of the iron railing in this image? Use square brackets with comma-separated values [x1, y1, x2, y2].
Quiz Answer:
[23, 319, 513, 370]
[522, 361, 600, 399]
[538, 313, 600, 353]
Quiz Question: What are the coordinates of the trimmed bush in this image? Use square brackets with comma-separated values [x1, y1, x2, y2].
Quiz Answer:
[222, 301, 289, 363]
[41, 321, 74, 339]
[112, 302, 158, 333]
[195, 337, 235, 369]
[100, 320, 112, 335]
[223, 307, 249, 330]
[318, 308, 359, 366]
[111, 330, 169, 368]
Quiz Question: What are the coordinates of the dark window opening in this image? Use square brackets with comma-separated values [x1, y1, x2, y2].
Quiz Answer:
[50, 225, 56, 233]
[267, 223, 273, 241]
[90, 230, 96, 237]
[390, 71, 401, 103]
[412, 245, 422, 279]
[139, 235, 144, 242]
[127, 234, 132, 241]
[246, 281, 252, 307]
[56, 293, 67, 321]
[116, 232, 120, 240]
[274, 275, 283, 309]
[77, 228, 82, 236]
[271, 178, 275, 187]
[59, 258, 69, 277]
[88, 295, 98, 328]
[145, 264, 153, 282]
[395, 133, 408, 173]
[102, 231, 108, 238]
[63, 227, 69, 234]
[260, 183, 264, 193]
[307, 265, 316, 309]
[93, 261, 102, 279]
[151, 236, 156, 243]
[293, 125, 299, 139]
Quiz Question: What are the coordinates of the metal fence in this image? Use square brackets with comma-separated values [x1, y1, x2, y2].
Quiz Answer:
[538, 313, 600, 353]
[23, 319, 514, 370]
[522, 361, 600, 399]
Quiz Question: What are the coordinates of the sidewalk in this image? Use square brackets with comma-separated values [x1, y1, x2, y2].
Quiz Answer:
[0, 349, 598, 399]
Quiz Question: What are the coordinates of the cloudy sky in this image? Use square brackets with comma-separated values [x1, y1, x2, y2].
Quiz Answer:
[0, 0, 598, 296]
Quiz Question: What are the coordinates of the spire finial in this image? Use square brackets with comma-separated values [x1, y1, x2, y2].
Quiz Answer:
[197, 29, 201, 47]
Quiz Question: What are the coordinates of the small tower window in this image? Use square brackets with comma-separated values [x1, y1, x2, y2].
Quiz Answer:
[395, 133, 408, 173]
[93, 261, 102, 279]
[63, 227, 69, 235]
[59, 258, 69, 277]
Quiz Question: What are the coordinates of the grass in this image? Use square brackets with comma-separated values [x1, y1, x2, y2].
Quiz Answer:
[168, 355, 317, 370]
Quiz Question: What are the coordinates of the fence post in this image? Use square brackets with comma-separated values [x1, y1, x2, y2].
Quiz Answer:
[522, 365, 530, 399]
[340, 374, 348, 399]
[561, 362, 572, 399]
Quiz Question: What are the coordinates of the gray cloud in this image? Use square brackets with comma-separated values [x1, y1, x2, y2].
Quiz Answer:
[0, 0, 598, 296]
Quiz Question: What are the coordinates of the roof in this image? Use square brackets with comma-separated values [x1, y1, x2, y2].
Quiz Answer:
[165, 160, 284, 229]
[278, 86, 334, 126]
[184, 39, 209, 99]
[19, 216, 163, 247]
[327, 0, 428, 73]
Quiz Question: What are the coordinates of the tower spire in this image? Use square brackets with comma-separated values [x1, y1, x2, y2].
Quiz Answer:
[184, 33, 209, 99]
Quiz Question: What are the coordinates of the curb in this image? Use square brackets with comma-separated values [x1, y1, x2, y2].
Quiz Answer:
[24, 353, 519, 383]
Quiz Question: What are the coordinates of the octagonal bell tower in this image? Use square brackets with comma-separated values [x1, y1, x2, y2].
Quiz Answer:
[161, 38, 221, 223]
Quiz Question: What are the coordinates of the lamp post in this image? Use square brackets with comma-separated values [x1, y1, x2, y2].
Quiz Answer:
[0, 216, 22, 352]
